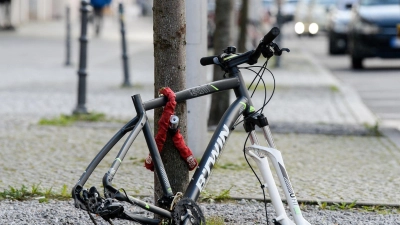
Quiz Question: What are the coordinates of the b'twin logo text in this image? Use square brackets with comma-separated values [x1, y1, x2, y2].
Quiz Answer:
[196, 124, 229, 192]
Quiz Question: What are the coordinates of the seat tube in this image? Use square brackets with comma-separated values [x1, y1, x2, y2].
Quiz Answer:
[132, 94, 174, 198]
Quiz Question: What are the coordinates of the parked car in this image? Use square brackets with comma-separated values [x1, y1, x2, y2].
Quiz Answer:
[347, 0, 400, 69]
[268, 0, 299, 23]
[281, 0, 300, 22]
[294, 0, 337, 36]
[293, 0, 313, 35]
[327, 0, 356, 54]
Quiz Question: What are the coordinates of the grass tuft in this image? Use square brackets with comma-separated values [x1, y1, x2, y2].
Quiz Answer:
[38, 112, 107, 126]
[0, 184, 71, 202]
[206, 216, 225, 225]
[364, 122, 382, 136]
[200, 187, 232, 203]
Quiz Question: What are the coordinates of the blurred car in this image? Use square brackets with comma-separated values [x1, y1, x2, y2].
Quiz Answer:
[294, 0, 312, 35]
[281, 0, 299, 22]
[327, 0, 356, 54]
[268, 0, 299, 23]
[347, 0, 400, 69]
[294, 0, 337, 36]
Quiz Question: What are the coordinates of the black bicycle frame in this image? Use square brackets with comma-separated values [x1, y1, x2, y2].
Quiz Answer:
[72, 66, 256, 219]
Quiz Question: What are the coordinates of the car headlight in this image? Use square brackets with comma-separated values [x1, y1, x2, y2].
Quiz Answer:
[295, 22, 305, 34]
[309, 23, 319, 34]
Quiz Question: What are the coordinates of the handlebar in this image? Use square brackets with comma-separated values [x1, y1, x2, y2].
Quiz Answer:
[200, 55, 218, 66]
[262, 27, 280, 45]
[200, 27, 287, 68]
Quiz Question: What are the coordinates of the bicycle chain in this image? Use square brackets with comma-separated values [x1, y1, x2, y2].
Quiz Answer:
[172, 197, 205, 225]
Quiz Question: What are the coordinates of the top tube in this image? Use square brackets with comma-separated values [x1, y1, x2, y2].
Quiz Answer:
[142, 77, 240, 110]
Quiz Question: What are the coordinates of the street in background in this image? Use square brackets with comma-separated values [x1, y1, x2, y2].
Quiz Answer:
[347, 0, 400, 69]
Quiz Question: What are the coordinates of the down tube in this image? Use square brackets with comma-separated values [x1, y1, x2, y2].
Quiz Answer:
[183, 96, 249, 201]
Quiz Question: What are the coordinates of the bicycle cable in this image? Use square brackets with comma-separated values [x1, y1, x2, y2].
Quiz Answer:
[237, 57, 278, 224]
[85, 200, 99, 225]
[233, 58, 276, 128]
[243, 132, 271, 225]
[246, 58, 276, 114]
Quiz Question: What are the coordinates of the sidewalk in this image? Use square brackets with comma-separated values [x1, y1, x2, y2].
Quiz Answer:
[1, 10, 400, 206]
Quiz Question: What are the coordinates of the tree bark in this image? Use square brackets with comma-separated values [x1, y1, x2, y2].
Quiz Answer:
[207, 0, 234, 127]
[238, 0, 249, 53]
[153, 0, 187, 210]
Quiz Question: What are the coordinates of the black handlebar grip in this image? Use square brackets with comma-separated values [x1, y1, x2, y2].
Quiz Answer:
[262, 27, 280, 45]
[200, 55, 217, 66]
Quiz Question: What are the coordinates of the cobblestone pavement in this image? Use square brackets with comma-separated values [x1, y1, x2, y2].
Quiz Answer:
[1, 8, 400, 208]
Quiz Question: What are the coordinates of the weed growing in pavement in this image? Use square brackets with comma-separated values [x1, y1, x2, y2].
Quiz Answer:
[317, 200, 328, 209]
[316, 200, 399, 214]
[200, 187, 232, 203]
[0, 184, 71, 202]
[361, 205, 400, 215]
[206, 216, 225, 225]
[317, 200, 357, 210]
[363, 122, 382, 136]
[332, 201, 357, 210]
[38, 112, 107, 126]
[329, 85, 339, 92]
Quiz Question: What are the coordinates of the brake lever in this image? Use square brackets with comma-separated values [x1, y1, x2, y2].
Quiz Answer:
[270, 42, 290, 56]
[274, 48, 290, 56]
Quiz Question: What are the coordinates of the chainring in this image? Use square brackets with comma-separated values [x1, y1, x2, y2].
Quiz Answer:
[172, 197, 205, 225]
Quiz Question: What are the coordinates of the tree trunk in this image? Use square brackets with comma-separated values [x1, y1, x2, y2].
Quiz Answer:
[207, 0, 234, 127]
[153, 0, 187, 210]
[238, 0, 249, 53]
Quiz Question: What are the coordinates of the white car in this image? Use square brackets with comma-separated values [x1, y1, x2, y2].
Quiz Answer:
[294, 0, 337, 36]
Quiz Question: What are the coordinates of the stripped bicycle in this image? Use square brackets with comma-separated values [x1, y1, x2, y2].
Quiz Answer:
[72, 27, 311, 225]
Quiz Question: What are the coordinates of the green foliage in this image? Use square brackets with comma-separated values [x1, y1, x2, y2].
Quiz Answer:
[38, 112, 106, 126]
[206, 216, 225, 225]
[331, 201, 357, 210]
[317, 200, 358, 210]
[200, 187, 232, 203]
[0, 184, 71, 202]
[39, 197, 49, 203]
[361, 205, 400, 214]
[38, 114, 72, 126]
[316, 200, 399, 214]
[364, 122, 382, 136]
[44, 187, 53, 198]
[60, 184, 70, 198]
[0, 185, 30, 200]
[31, 183, 43, 195]
[329, 85, 339, 92]
[317, 200, 328, 210]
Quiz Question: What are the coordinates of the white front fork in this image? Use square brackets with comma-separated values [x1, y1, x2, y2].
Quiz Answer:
[246, 130, 310, 225]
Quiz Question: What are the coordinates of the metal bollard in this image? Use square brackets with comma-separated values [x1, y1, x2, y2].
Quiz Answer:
[274, 0, 283, 68]
[119, 3, 132, 87]
[65, 6, 72, 66]
[73, 0, 90, 114]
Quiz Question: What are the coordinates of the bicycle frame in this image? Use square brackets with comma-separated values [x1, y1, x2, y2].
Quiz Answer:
[72, 65, 310, 224]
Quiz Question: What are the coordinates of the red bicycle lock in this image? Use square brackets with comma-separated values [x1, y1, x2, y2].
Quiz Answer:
[144, 87, 198, 171]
